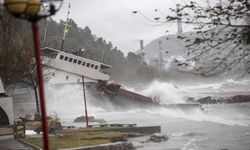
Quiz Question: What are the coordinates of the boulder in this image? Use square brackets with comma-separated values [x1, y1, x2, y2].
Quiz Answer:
[147, 133, 168, 143]
[74, 116, 107, 124]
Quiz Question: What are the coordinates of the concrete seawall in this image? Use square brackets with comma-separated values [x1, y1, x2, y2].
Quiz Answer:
[59, 142, 134, 150]
[99, 126, 161, 135]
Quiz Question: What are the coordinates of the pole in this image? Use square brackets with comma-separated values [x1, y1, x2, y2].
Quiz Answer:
[140, 40, 144, 64]
[101, 49, 105, 63]
[32, 22, 49, 150]
[42, 18, 48, 48]
[176, 4, 183, 34]
[82, 76, 89, 127]
[158, 40, 163, 69]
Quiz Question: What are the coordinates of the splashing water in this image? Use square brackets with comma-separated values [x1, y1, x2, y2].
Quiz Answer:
[45, 84, 110, 118]
[139, 80, 185, 104]
[44, 80, 250, 127]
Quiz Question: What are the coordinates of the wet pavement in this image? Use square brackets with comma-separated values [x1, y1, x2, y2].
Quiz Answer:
[0, 139, 35, 150]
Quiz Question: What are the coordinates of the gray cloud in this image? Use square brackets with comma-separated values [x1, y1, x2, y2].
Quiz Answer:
[52, 0, 188, 54]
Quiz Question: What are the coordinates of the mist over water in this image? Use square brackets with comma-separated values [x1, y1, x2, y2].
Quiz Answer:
[44, 79, 250, 127]
[139, 79, 250, 100]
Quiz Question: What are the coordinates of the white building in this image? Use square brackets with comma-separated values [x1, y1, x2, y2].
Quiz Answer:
[0, 78, 14, 125]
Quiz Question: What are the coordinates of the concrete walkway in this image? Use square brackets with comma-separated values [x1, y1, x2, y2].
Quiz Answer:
[0, 139, 35, 150]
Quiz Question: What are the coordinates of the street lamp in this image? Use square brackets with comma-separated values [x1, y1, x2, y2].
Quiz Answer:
[4, 0, 61, 21]
[4, 0, 29, 14]
[25, 0, 41, 15]
[3, 0, 62, 150]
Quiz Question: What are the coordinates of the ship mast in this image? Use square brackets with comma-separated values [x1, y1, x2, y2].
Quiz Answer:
[60, 3, 71, 51]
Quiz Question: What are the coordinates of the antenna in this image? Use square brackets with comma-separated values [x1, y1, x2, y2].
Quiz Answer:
[176, 4, 183, 34]
[60, 3, 71, 51]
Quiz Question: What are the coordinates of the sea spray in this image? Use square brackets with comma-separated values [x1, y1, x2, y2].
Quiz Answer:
[45, 83, 111, 118]
[183, 78, 250, 95]
[139, 80, 185, 104]
[134, 80, 250, 126]
[44, 80, 250, 127]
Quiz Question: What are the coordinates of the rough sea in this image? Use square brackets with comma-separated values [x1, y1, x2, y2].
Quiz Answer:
[45, 79, 250, 150]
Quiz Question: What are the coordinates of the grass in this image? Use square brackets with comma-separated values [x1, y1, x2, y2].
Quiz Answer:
[24, 128, 127, 150]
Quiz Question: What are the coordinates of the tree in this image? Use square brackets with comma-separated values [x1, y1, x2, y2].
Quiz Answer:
[14, 49, 41, 113]
[163, 0, 250, 77]
[0, 4, 41, 113]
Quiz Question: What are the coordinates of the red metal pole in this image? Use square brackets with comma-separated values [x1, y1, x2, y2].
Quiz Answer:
[82, 76, 89, 127]
[32, 22, 49, 150]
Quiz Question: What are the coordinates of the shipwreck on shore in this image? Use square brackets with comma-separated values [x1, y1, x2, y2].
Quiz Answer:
[41, 47, 202, 111]
[41, 47, 160, 108]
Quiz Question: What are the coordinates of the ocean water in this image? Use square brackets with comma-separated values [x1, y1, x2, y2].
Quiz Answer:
[44, 79, 250, 150]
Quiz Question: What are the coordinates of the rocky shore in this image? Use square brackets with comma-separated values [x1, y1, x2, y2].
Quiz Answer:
[194, 95, 250, 104]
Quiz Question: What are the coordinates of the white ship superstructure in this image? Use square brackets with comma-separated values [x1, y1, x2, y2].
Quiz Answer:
[41, 47, 111, 84]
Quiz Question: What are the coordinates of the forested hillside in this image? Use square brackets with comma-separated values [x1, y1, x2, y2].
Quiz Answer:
[40, 19, 127, 68]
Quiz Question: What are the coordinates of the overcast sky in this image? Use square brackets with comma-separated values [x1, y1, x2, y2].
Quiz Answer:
[52, 0, 194, 54]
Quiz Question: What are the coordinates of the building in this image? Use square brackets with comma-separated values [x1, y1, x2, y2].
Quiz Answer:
[0, 77, 14, 126]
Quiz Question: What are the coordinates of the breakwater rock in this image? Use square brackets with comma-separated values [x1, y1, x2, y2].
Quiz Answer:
[147, 134, 168, 143]
[196, 95, 250, 104]
[74, 116, 107, 124]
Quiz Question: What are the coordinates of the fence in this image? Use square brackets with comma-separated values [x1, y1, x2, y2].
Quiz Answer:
[0, 123, 25, 138]
[13, 122, 25, 138]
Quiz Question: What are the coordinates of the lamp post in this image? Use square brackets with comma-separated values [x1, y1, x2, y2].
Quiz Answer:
[3, 0, 62, 150]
